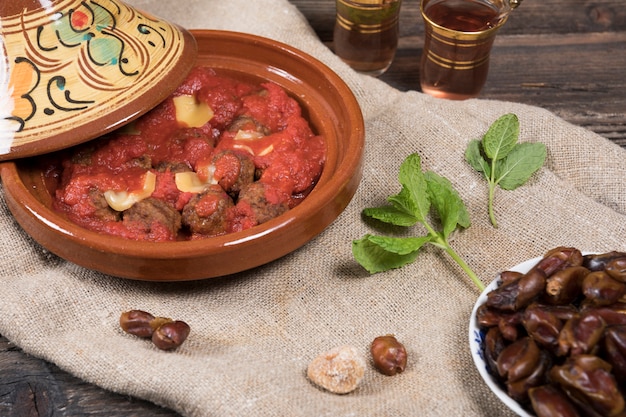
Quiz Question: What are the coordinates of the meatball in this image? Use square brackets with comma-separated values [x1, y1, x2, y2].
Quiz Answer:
[122, 198, 182, 240]
[237, 182, 289, 225]
[154, 161, 192, 173]
[168, 128, 216, 167]
[182, 185, 234, 236]
[228, 115, 270, 136]
[122, 154, 152, 171]
[89, 189, 121, 222]
[212, 150, 255, 196]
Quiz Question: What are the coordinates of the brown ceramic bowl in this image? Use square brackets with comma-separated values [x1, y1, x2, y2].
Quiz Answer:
[0, 30, 365, 281]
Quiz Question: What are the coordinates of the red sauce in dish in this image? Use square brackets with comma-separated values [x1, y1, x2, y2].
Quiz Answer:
[48, 67, 326, 241]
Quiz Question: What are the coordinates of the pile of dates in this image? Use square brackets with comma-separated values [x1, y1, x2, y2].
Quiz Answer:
[477, 247, 626, 417]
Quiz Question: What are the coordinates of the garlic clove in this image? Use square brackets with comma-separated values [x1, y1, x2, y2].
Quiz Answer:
[104, 171, 156, 211]
[173, 94, 214, 128]
[175, 169, 217, 193]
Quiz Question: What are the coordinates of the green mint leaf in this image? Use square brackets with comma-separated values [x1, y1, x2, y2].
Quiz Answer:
[353, 153, 484, 291]
[482, 113, 519, 161]
[465, 113, 546, 228]
[464, 139, 491, 178]
[352, 235, 421, 273]
[396, 153, 430, 221]
[367, 235, 432, 255]
[495, 142, 547, 190]
[425, 171, 471, 239]
[387, 187, 419, 220]
[363, 206, 418, 227]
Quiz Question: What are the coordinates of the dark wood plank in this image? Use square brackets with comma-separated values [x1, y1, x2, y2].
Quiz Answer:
[0, 334, 180, 417]
[376, 31, 626, 146]
[290, 0, 626, 38]
[483, 32, 626, 147]
[291, 0, 626, 144]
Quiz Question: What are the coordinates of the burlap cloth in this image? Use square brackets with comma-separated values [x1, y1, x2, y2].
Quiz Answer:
[1, 0, 625, 415]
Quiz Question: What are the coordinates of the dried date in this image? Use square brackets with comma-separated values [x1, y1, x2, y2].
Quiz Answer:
[119, 310, 190, 351]
[476, 303, 522, 328]
[557, 311, 606, 356]
[522, 304, 563, 353]
[582, 271, 626, 306]
[582, 303, 626, 326]
[486, 268, 546, 312]
[484, 327, 507, 376]
[606, 257, 626, 282]
[500, 270, 523, 285]
[529, 385, 581, 417]
[550, 355, 625, 416]
[370, 335, 407, 376]
[544, 266, 589, 305]
[496, 337, 550, 402]
[477, 248, 626, 416]
[583, 251, 626, 272]
[536, 247, 583, 276]
[604, 326, 626, 383]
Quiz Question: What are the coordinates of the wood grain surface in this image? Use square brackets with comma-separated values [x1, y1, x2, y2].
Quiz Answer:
[1, 0, 625, 416]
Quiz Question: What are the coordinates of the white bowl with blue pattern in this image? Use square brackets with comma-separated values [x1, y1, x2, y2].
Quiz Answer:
[468, 257, 542, 417]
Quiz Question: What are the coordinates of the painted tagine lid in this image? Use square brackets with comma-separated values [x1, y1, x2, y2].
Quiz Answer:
[0, 0, 197, 160]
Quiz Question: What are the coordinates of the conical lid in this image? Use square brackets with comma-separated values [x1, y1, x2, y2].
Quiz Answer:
[0, 0, 197, 160]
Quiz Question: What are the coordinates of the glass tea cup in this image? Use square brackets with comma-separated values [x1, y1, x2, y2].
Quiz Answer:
[419, 0, 521, 100]
[334, 0, 402, 76]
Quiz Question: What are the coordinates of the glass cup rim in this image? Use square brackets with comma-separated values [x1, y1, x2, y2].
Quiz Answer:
[420, 0, 509, 37]
[337, 0, 402, 11]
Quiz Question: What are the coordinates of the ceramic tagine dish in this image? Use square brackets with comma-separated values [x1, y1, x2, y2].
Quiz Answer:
[0, 1, 365, 281]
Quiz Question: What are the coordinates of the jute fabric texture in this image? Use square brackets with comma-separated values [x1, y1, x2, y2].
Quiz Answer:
[1, 0, 625, 416]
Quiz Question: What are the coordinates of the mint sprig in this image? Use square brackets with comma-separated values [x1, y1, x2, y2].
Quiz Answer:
[465, 113, 547, 228]
[352, 153, 484, 291]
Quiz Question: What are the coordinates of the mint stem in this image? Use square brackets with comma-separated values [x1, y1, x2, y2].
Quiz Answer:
[488, 181, 498, 228]
[488, 157, 499, 228]
[443, 244, 485, 292]
[422, 222, 485, 292]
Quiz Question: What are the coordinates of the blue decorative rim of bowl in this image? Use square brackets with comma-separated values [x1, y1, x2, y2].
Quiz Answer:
[468, 256, 542, 417]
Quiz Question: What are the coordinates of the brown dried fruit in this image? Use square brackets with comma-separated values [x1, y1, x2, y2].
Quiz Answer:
[550, 354, 625, 416]
[307, 345, 365, 394]
[119, 310, 156, 338]
[529, 385, 580, 417]
[120, 310, 190, 351]
[370, 335, 407, 376]
[151, 320, 191, 351]
[149, 316, 174, 332]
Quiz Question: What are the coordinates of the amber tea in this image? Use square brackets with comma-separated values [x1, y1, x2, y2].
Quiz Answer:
[420, 0, 509, 100]
[424, 0, 501, 31]
[334, 0, 402, 76]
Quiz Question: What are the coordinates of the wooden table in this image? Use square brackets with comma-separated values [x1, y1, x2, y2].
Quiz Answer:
[1, 0, 625, 415]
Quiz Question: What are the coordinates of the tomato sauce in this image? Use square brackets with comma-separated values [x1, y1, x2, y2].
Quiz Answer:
[50, 67, 326, 241]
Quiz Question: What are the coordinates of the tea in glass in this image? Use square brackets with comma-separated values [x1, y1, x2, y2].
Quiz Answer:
[334, 0, 402, 76]
[420, 0, 512, 100]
